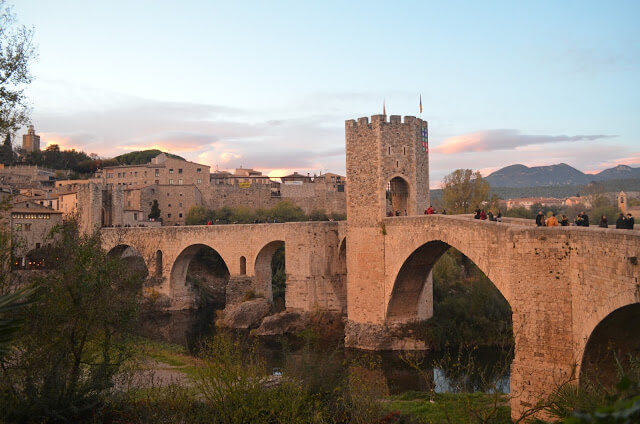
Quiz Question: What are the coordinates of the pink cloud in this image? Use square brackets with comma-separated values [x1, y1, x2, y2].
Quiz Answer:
[433, 129, 616, 154]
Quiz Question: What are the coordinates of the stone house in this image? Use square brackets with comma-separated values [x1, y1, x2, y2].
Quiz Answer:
[93, 153, 210, 188]
[9, 200, 62, 268]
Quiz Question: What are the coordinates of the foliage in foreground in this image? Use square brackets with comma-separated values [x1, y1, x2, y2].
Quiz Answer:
[0, 219, 144, 423]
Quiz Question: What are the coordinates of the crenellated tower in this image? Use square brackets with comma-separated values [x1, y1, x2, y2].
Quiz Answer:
[344, 115, 430, 346]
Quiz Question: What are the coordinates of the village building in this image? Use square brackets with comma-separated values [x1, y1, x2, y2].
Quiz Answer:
[9, 200, 62, 268]
[93, 153, 210, 188]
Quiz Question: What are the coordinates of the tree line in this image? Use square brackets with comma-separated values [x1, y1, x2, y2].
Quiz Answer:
[185, 201, 346, 225]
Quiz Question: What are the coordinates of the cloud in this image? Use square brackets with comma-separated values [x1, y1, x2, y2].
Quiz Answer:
[29, 94, 348, 177]
[433, 129, 617, 154]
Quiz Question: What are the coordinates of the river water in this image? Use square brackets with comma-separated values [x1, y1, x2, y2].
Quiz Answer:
[138, 308, 511, 395]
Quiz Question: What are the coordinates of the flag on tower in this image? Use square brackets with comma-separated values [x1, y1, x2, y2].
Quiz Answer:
[383, 99, 386, 115]
[419, 94, 423, 114]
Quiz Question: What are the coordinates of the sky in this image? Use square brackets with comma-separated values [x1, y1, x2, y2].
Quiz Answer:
[11, 0, 640, 187]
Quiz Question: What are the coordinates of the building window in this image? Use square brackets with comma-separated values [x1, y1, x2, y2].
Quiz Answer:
[24, 223, 32, 231]
[134, 213, 138, 220]
[14, 223, 22, 232]
[168, 204, 171, 207]
[197, 168, 202, 173]
[117, 172, 121, 178]
[169, 179, 174, 185]
[155, 169, 159, 177]
[178, 168, 183, 174]
[134, 171, 138, 176]
[169, 169, 174, 174]
[197, 178, 202, 184]
[179, 202, 182, 207]
[107, 173, 114, 178]
[179, 213, 183, 218]
[178, 179, 183, 185]
[167, 213, 171, 218]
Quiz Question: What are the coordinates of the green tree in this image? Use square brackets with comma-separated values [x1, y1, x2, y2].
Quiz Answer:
[441, 169, 490, 214]
[185, 205, 209, 225]
[149, 199, 161, 220]
[0, 133, 14, 165]
[0, 1, 37, 137]
[0, 219, 143, 422]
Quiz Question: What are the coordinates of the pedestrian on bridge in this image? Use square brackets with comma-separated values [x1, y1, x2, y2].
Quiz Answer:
[627, 213, 635, 229]
[536, 211, 545, 227]
[546, 213, 559, 227]
[598, 215, 608, 228]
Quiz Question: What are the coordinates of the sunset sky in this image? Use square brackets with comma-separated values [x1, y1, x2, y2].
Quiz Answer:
[13, 0, 640, 187]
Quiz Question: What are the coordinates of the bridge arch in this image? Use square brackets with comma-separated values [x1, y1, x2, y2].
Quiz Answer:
[107, 244, 150, 280]
[170, 244, 230, 309]
[579, 303, 640, 389]
[254, 240, 285, 303]
[387, 237, 512, 323]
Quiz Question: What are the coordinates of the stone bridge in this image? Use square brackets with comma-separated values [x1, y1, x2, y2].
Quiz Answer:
[101, 221, 348, 312]
[100, 113, 640, 419]
[102, 215, 640, 418]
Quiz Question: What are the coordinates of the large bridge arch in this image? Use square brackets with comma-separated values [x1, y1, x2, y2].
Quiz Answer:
[170, 243, 231, 309]
[580, 303, 640, 388]
[384, 218, 514, 323]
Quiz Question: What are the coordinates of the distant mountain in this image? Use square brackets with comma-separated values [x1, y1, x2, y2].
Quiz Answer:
[591, 164, 640, 181]
[484, 163, 640, 188]
[485, 163, 589, 187]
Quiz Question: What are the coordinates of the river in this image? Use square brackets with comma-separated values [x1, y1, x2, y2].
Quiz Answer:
[138, 307, 511, 395]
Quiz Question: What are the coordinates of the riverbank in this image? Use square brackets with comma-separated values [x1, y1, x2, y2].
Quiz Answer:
[120, 336, 512, 423]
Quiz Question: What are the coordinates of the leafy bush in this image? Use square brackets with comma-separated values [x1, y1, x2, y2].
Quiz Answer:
[0, 219, 143, 423]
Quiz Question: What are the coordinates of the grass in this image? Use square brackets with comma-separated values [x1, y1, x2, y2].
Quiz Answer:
[128, 337, 201, 377]
[385, 391, 511, 424]
[128, 337, 514, 423]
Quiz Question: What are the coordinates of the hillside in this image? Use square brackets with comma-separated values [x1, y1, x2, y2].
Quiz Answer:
[485, 163, 640, 188]
[430, 178, 640, 201]
[112, 150, 185, 165]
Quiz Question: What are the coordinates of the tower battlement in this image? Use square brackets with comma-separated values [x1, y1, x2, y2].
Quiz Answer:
[345, 115, 426, 129]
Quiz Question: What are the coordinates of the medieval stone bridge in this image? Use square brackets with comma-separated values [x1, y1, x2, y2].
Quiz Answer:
[100, 113, 640, 419]
[102, 214, 640, 417]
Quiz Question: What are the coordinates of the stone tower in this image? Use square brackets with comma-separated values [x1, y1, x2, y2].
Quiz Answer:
[344, 114, 429, 347]
[22, 125, 40, 153]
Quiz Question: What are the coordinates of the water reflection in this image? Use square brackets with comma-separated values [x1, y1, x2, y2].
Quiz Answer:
[138, 308, 511, 395]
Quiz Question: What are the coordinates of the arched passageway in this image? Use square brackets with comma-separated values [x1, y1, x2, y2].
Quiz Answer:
[107, 244, 149, 280]
[387, 241, 514, 391]
[387, 241, 449, 323]
[170, 244, 230, 309]
[580, 303, 640, 389]
[387, 176, 410, 216]
[254, 241, 285, 310]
